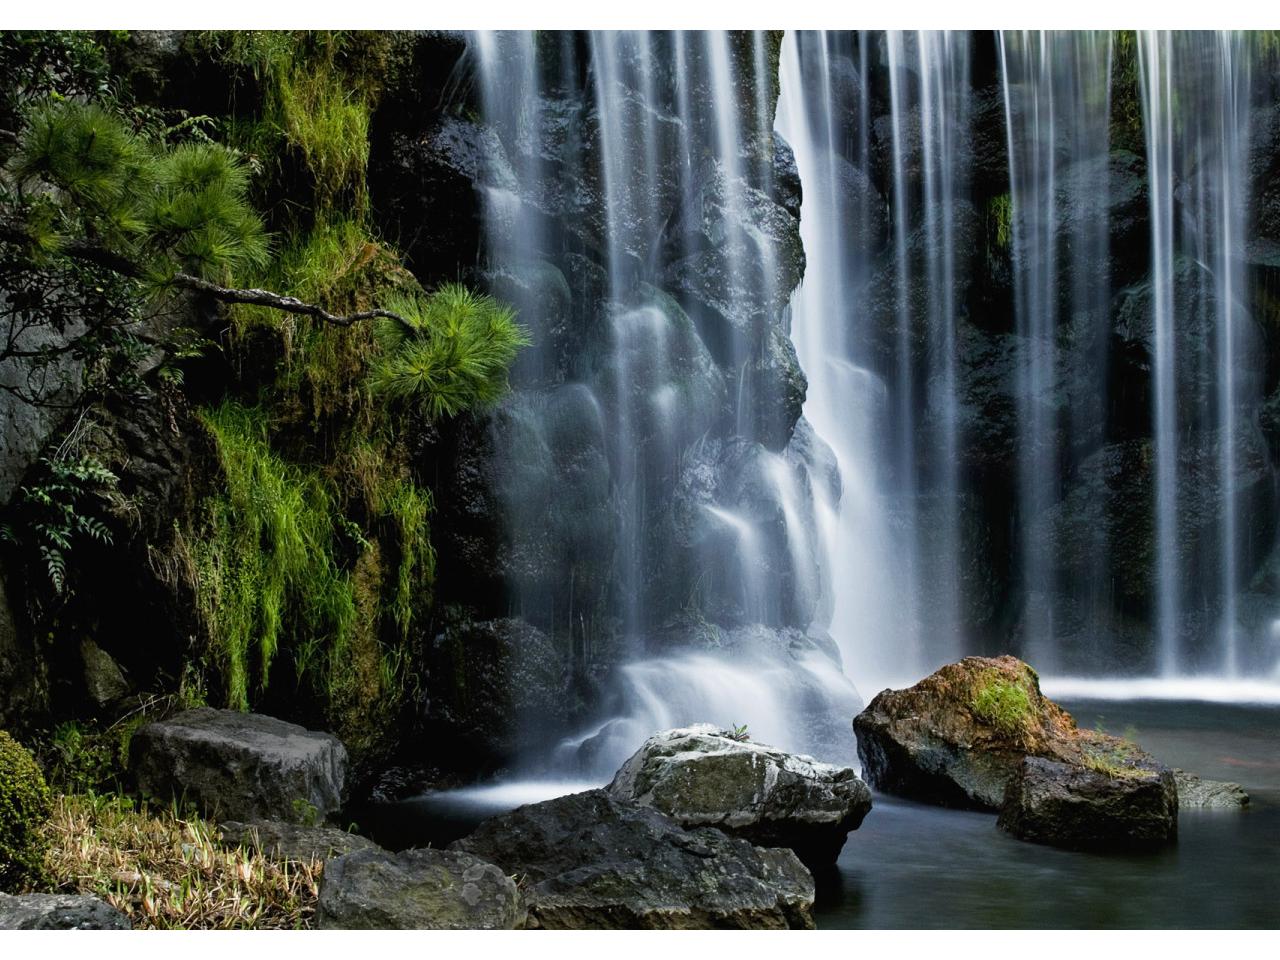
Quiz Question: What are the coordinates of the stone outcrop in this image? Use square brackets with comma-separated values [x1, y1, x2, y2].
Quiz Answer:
[1173, 769, 1250, 809]
[853, 655, 1163, 810]
[450, 789, 815, 929]
[997, 756, 1178, 849]
[217, 820, 379, 862]
[316, 848, 523, 930]
[130, 708, 347, 824]
[608, 724, 871, 867]
[0, 893, 130, 930]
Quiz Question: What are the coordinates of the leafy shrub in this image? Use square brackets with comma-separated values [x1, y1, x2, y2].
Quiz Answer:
[0, 730, 53, 892]
[970, 676, 1033, 738]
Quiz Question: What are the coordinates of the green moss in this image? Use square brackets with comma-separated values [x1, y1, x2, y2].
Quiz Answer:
[970, 676, 1033, 738]
[987, 193, 1012, 251]
[0, 730, 52, 892]
[194, 400, 358, 711]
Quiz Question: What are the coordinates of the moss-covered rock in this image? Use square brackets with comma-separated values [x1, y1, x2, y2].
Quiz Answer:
[0, 730, 52, 892]
[853, 655, 1159, 810]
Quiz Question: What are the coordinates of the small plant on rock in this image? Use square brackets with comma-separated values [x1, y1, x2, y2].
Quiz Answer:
[970, 676, 1033, 739]
[724, 723, 751, 742]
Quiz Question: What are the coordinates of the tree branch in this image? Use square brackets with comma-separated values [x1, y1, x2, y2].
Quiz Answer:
[169, 273, 408, 327]
[0, 221, 410, 328]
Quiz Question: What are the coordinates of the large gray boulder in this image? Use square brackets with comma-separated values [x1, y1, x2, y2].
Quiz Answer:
[0, 893, 130, 930]
[317, 848, 523, 930]
[997, 756, 1179, 849]
[607, 724, 871, 867]
[217, 820, 379, 862]
[451, 789, 815, 929]
[130, 708, 347, 824]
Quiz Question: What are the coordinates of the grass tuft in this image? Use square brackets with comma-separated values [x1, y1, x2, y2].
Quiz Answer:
[44, 793, 319, 929]
[970, 676, 1034, 739]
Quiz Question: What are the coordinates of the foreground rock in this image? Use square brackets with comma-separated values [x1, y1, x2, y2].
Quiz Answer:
[998, 757, 1178, 848]
[608, 724, 871, 867]
[451, 789, 815, 929]
[1173, 769, 1251, 809]
[0, 893, 130, 929]
[217, 820, 379, 861]
[853, 655, 1159, 809]
[131, 708, 347, 823]
[317, 848, 523, 930]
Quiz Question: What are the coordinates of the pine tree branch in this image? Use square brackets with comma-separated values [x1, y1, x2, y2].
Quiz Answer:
[169, 273, 408, 327]
[0, 220, 410, 328]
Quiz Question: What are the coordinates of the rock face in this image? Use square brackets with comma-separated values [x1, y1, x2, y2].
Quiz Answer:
[853, 655, 1155, 810]
[0, 893, 131, 930]
[607, 724, 871, 867]
[316, 848, 524, 930]
[451, 789, 815, 929]
[217, 820, 379, 862]
[997, 756, 1179, 849]
[130, 708, 347, 824]
[1173, 769, 1250, 809]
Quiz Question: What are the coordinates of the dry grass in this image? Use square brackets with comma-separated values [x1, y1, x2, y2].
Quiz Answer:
[43, 793, 321, 929]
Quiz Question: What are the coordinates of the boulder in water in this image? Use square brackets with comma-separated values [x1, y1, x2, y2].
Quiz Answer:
[997, 756, 1178, 849]
[1173, 769, 1250, 809]
[853, 655, 1157, 809]
[607, 724, 871, 867]
[450, 789, 815, 929]
[130, 708, 347, 824]
[317, 848, 523, 930]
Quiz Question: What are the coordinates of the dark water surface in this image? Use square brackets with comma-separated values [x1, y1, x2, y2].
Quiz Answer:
[366, 699, 1279, 928]
[816, 698, 1280, 929]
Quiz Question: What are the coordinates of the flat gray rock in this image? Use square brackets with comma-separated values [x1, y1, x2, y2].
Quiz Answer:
[130, 708, 347, 823]
[217, 820, 379, 861]
[1174, 769, 1250, 809]
[451, 789, 815, 929]
[0, 893, 131, 929]
[317, 848, 523, 930]
[608, 724, 871, 867]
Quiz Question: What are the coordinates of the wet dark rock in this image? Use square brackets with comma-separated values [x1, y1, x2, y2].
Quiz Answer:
[854, 655, 1157, 810]
[425, 617, 570, 770]
[997, 756, 1178, 849]
[131, 708, 347, 824]
[0, 893, 130, 930]
[451, 789, 815, 929]
[317, 848, 524, 930]
[1172, 769, 1250, 809]
[608, 724, 872, 868]
[79, 639, 130, 709]
[217, 820, 380, 862]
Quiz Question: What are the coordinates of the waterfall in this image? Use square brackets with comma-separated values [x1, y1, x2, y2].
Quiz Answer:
[1138, 31, 1261, 677]
[998, 31, 1114, 671]
[459, 30, 1280, 781]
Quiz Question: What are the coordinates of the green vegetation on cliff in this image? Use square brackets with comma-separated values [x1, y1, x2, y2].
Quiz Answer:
[0, 730, 52, 892]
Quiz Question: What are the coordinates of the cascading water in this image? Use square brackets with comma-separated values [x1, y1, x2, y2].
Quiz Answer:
[458, 30, 1280, 790]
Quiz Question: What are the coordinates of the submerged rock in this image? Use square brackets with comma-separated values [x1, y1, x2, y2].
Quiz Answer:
[451, 789, 815, 929]
[317, 848, 523, 930]
[853, 655, 1157, 810]
[607, 724, 871, 868]
[0, 893, 130, 930]
[1173, 769, 1250, 809]
[217, 820, 379, 862]
[997, 756, 1178, 849]
[130, 708, 347, 824]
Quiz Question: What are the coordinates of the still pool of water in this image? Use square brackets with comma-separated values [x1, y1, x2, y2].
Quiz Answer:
[365, 699, 1280, 929]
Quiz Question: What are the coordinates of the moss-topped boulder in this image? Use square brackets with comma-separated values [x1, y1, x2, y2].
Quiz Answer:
[0, 730, 51, 892]
[607, 724, 871, 868]
[853, 655, 1157, 810]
